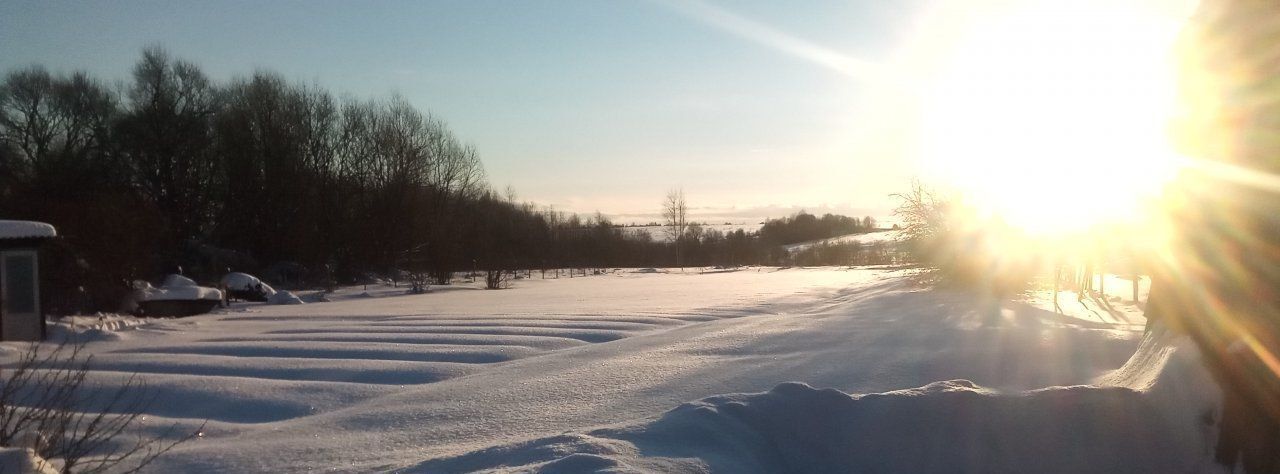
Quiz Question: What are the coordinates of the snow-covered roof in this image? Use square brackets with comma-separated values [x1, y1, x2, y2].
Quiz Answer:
[0, 220, 56, 240]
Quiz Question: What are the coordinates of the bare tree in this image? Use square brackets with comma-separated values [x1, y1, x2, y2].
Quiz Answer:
[891, 180, 949, 253]
[0, 342, 202, 473]
[117, 46, 221, 243]
[663, 188, 687, 268]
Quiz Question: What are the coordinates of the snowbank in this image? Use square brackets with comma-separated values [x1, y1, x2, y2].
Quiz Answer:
[268, 290, 305, 305]
[46, 313, 147, 343]
[0, 448, 57, 474]
[411, 325, 1221, 473]
[0, 220, 56, 240]
[126, 275, 222, 316]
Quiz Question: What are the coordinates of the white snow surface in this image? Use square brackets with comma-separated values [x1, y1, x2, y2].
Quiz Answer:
[0, 447, 57, 474]
[3, 268, 1221, 472]
[46, 313, 148, 343]
[415, 324, 1221, 473]
[0, 220, 56, 239]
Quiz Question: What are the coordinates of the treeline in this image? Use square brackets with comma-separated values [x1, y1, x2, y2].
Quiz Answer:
[759, 211, 877, 246]
[0, 48, 898, 313]
[0, 47, 498, 311]
[468, 207, 903, 274]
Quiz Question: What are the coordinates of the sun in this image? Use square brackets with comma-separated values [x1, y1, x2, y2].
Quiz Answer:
[913, 0, 1192, 235]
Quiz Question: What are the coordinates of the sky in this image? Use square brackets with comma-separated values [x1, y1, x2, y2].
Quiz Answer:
[0, 0, 1195, 225]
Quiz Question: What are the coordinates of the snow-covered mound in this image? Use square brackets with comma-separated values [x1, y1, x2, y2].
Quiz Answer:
[220, 272, 276, 301]
[46, 313, 147, 343]
[137, 275, 222, 302]
[267, 290, 305, 305]
[410, 324, 1221, 473]
[0, 447, 57, 474]
[126, 275, 222, 316]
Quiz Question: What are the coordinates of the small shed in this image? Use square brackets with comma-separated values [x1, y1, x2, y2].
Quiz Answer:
[0, 220, 56, 341]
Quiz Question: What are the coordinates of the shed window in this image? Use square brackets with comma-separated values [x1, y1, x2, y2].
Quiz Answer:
[3, 253, 36, 314]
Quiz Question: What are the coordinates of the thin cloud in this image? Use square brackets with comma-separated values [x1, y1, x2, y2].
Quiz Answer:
[650, 0, 895, 84]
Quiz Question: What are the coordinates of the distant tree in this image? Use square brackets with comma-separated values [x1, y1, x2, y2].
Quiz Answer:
[662, 188, 688, 268]
[863, 216, 876, 230]
[892, 180, 949, 256]
[0, 67, 58, 178]
[758, 211, 861, 246]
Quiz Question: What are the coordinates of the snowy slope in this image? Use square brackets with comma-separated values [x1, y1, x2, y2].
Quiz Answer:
[413, 325, 1220, 473]
[8, 267, 1217, 472]
[782, 229, 899, 253]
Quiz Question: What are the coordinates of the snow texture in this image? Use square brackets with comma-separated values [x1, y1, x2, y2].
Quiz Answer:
[0, 447, 57, 474]
[0, 220, 56, 240]
[414, 325, 1221, 473]
[46, 313, 147, 343]
[0, 268, 1222, 472]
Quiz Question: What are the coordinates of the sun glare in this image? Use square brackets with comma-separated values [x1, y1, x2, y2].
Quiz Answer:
[915, 0, 1190, 235]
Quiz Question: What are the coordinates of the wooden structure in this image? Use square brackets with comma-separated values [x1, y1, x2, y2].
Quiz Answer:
[0, 220, 56, 341]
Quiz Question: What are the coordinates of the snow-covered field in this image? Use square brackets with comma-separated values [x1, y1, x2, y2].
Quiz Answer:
[782, 229, 900, 253]
[16, 267, 1220, 472]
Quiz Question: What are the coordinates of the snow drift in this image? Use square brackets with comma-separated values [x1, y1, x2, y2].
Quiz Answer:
[220, 272, 277, 302]
[127, 275, 223, 317]
[134, 275, 222, 302]
[43, 269, 1211, 472]
[267, 290, 305, 305]
[411, 324, 1221, 473]
[46, 313, 147, 343]
[0, 220, 56, 240]
[0, 448, 57, 474]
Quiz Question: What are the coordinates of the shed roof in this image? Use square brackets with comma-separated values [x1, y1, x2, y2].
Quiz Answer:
[0, 220, 57, 240]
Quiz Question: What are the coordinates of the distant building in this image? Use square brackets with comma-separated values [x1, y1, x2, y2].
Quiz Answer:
[0, 220, 56, 341]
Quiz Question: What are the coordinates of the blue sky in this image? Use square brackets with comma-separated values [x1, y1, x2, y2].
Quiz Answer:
[2, 0, 929, 222]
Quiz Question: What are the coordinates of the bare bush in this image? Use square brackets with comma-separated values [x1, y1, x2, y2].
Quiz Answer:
[891, 180, 956, 280]
[406, 270, 430, 294]
[0, 342, 202, 473]
[892, 180, 1032, 292]
[485, 270, 506, 289]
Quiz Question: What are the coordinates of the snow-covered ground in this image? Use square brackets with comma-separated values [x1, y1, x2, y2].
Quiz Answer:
[13, 267, 1220, 472]
[782, 229, 900, 253]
